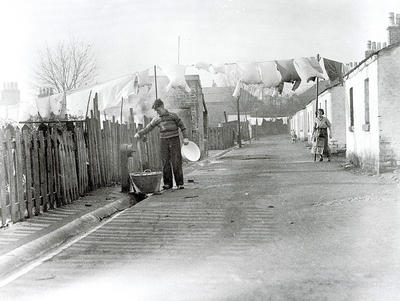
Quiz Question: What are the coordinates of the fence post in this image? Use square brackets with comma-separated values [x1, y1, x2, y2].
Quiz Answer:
[0, 130, 9, 225]
[15, 128, 25, 220]
[5, 129, 19, 222]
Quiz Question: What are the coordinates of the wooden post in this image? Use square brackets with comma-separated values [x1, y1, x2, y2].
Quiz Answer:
[85, 90, 92, 119]
[120, 97, 124, 124]
[236, 91, 242, 148]
[314, 54, 320, 162]
[315, 54, 320, 117]
[0, 130, 9, 225]
[255, 111, 258, 140]
[15, 129, 25, 220]
[154, 65, 158, 99]
[22, 128, 33, 217]
[31, 132, 41, 214]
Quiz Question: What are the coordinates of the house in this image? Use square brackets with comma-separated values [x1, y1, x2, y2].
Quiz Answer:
[202, 86, 236, 126]
[344, 14, 400, 173]
[290, 80, 346, 152]
[162, 75, 208, 158]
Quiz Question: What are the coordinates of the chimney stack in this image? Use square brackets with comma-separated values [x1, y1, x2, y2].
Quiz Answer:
[387, 12, 400, 45]
[365, 40, 375, 57]
[389, 12, 395, 25]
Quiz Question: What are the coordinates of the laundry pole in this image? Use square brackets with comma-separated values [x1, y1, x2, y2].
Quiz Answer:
[154, 65, 158, 99]
[315, 54, 320, 116]
[236, 90, 242, 148]
[177, 36, 180, 64]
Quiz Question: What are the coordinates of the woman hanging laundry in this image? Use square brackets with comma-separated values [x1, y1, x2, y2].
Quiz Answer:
[311, 109, 332, 162]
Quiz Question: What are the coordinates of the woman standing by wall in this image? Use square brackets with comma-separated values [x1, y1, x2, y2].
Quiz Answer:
[312, 108, 332, 162]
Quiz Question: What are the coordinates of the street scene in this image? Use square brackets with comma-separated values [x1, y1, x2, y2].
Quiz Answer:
[1, 1, 400, 300]
[1, 135, 399, 300]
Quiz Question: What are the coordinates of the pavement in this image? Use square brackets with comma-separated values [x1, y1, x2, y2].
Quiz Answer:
[0, 135, 399, 301]
[0, 146, 235, 283]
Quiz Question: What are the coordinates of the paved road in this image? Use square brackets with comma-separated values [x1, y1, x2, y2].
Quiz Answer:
[1, 135, 399, 301]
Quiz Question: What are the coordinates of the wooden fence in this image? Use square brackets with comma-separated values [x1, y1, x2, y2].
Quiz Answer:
[207, 125, 236, 150]
[207, 120, 254, 150]
[0, 96, 161, 227]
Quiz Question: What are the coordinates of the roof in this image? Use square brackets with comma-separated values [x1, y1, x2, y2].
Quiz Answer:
[202, 87, 234, 104]
[296, 80, 341, 107]
[345, 41, 400, 77]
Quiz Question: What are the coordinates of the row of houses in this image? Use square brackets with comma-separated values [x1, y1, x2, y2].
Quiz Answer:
[290, 12, 400, 173]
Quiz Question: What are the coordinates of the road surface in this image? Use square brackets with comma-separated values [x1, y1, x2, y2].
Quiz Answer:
[1, 135, 399, 301]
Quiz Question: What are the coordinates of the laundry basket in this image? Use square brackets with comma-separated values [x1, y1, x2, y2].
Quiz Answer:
[129, 170, 162, 193]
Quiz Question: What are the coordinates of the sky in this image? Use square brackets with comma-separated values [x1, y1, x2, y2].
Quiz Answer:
[0, 0, 399, 106]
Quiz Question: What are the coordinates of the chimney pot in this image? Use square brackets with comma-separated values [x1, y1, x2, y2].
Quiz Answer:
[367, 40, 372, 50]
[377, 42, 381, 50]
[389, 12, 395, 25]
[396, 14, 400, 25]
[383, 42, 387, 48]
[372, 41, 377, 50]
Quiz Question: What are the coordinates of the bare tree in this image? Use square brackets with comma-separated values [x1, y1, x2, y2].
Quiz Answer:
[34, 40, 96, 94]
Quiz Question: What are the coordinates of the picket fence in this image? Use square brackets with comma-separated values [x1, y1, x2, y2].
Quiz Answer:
[0, 95, 161, 227]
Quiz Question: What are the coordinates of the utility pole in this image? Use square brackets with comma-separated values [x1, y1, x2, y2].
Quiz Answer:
[154, 65, 158, 99]
[177, 36, 180, 64]
[315, 53, 320, 117]
[236, 90, 242, 148]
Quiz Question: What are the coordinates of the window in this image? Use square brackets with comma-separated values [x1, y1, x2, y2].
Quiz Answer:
[364, 78, 370, 125]
[349, 87, 354, 130]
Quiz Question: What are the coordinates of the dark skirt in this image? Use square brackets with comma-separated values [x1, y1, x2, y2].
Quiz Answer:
[318, 128, 331, 157]
[311, 128, 331, 156]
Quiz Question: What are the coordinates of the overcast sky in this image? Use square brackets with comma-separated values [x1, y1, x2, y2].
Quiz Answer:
[0, 0, 399, 102]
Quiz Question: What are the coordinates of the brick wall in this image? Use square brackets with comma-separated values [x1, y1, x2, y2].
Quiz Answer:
[377, 45, 400, 171]
[387, 25, 400, 45]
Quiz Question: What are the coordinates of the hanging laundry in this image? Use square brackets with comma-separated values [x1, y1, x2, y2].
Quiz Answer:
[34, 92, 65, 119]
[35, 97, 51, 118]
[322, 58, 345, 83]
[194, 62, 211, 71]
[209, 64, 226, 74]
[49, 93, 65, 116]
[65, 74, 136, 117]
[161, 64, 191, 93]
[224, 64, 240, 86]
[258, 61, 282, 87]
[133, 68, 152, 94]
[237, 62, 262, 84]
[276, 60, 301, 93]
[294, 57, 326, 83]
[211, 73, 230, 87]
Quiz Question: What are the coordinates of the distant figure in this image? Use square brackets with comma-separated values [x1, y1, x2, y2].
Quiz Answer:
[312, 108, 332, 162]
[134, 99, 189, 190]
[290, 130, 297, 143]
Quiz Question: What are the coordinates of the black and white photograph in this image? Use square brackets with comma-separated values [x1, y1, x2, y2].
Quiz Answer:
[0, 1, 400, 300]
